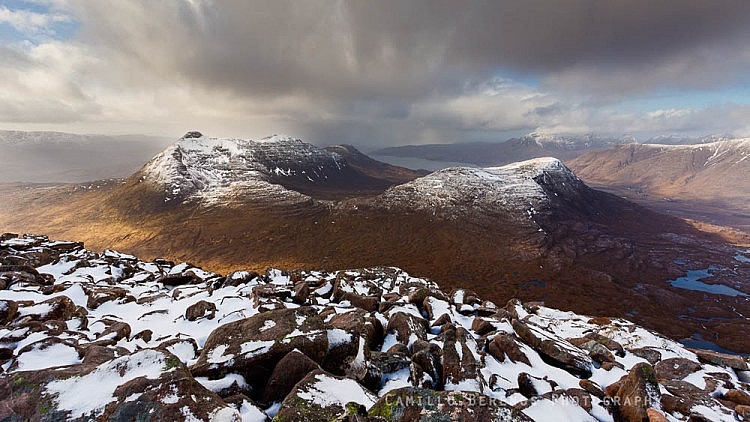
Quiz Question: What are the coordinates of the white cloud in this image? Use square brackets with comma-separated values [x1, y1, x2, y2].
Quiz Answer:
[0, 5, 71, 36]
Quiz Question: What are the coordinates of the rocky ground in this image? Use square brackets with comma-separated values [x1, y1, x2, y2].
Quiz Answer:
[1, 233, 750, 421]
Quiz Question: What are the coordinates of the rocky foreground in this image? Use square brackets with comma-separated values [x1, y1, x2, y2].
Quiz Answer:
[1, 234, 749, 421]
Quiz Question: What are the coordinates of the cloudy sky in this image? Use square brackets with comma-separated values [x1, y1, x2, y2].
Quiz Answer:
[2, 0, 750, 146]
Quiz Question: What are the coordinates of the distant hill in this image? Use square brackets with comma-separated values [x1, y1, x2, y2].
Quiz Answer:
[372, 133, 637, 167]
[568, 139, 750, 229]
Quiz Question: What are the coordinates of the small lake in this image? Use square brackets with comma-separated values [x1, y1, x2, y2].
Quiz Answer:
[370, 154, 479, 171]
[680, 333, 747, 356]
[669, 267, 747, 297]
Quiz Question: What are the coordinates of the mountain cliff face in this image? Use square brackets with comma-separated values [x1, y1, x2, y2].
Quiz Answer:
[0, 133, 748, 356]
[1, 234, 749, 421]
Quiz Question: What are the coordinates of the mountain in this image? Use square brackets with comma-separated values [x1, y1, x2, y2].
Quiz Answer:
[372, 133, 636, 168]
[1, 233, 749, 421]
[644, 134, 737, 145]
[0, 133, 749, 355]
[0, 130, 173, 183]
[568, 139, 750, 229]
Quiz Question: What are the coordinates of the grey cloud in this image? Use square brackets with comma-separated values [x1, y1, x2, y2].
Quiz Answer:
[3, 1, 750, 144]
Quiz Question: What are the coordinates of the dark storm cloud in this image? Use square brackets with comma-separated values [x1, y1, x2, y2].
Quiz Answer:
[3, 0, 750, 142]
[69, 0, 750, 99]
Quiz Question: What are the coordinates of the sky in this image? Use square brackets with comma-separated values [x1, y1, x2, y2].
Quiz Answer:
[2, 0, 750, 147]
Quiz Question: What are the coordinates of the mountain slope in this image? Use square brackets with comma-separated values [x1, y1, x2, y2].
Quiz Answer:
[0, 135, 748, 353]
[568, 139, 750, 229]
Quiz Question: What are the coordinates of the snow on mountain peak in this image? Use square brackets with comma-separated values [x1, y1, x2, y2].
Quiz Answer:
[140, 133, 345, 203]
[377, 157, 583, 220]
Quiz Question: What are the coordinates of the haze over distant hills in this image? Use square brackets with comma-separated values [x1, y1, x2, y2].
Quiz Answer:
[1, 132, 749, 354]
[372, 132, 740, 169]
[0, 130, 173, 183]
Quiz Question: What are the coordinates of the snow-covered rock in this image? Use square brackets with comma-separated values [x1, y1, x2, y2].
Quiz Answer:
[1, 233, 748, 421]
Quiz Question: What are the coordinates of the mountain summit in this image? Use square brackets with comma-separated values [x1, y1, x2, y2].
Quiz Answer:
[138, 132, 423, 203]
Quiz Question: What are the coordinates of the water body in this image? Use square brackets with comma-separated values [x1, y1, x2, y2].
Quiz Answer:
[735, 253, 750, 263]
[669, 267, 747, 297]
[370, 154, 479, 171]
[680, 334, 747, 356]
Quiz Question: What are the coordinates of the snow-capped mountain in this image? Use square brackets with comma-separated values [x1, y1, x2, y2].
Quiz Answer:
[517, 132, 637, 150]
[569, 138, 750, 216]
[140, 132, 345, 202]
[374, 158, 585, 222]
[1, 233, 748, 421]
[643, 134, 737, 145]
[137, 132, 423, 203]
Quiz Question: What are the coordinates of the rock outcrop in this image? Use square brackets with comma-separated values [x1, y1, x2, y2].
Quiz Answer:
[0, 233, 748, 421]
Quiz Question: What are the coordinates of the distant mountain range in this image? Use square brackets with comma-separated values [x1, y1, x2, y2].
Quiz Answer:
[568, 139, 750, 230]
[372, 132, 740, 169]
[0, 130, 173, 183]
[1, 132, 748, 353]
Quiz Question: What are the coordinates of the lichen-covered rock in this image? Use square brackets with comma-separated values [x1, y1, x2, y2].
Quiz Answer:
[274, 369, 376, 421]
[610, 362, 661, 422]
[0, 349, 239, 421]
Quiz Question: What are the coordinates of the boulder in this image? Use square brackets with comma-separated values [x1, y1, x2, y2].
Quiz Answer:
[185, 300, 217, 321]
[689, 348, 748, 371]
[191, 307, 327, 389]
[262, 350, 320, 404]
[512, 319, 593, 378]
[411, 346, 442, 389]
[724, 389, 750, 406]
[16, 295, 78, 323]
[368, 387, 533, 421]
[611, 363, 661, 422]
[386, 311, 428, 347]
[486, 333, 530, 365]
[654, 357, 701, 382]
[292, 281, 310, 304]
[86, 287, 135, 309]
[441, 325, 483, 391]
[331, 277, 382, 312]
[471, 317, 496, 336]
[0, 299, 18, 325]
[579, 379, 605, 399]
[0, 349, 240, 421]
[274, 369, 376, 421]
[629, 347, 662, 365]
